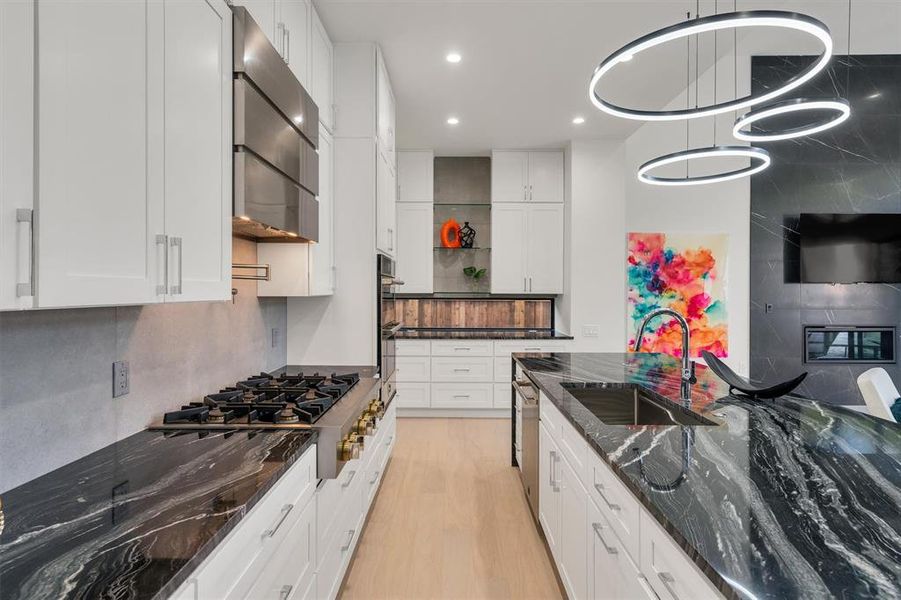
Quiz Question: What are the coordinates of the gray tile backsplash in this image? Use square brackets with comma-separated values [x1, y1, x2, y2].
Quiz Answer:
[0, 237, 287, 492]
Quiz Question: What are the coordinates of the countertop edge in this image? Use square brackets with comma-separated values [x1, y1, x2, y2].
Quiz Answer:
[512, 355, 738, 600]
[152, 432, 318, 600]
[396, 328, 574, 340]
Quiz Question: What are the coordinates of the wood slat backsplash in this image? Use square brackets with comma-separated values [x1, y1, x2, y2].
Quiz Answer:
[394, 299, 552, 329]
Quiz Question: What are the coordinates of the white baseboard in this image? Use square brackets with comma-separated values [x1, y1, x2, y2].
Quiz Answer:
[397, 408, 511, 419]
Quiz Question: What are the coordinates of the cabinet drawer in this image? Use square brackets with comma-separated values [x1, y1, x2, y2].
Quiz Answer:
[588, 451, 640, 563]
[316, 458, 362, 568]
[494, 382, 512, 409]
[589, 498, 657, 600]
[317, 475, 364, 600]
[539, 391, 565, 438]
[430, 383, 493, 409]
[396, 382, 430, 408]
[557, 415, 589, 487]
[397, 339, 430, 356]
[243, 498, 316, 600]
[397, 355, 430, 382]
[494, 340, 567, 355]
[191, 444, 317, 599]
[641, 509, 723, 600]
[431, 339, 493, 357]
[431, 356, 493, 382]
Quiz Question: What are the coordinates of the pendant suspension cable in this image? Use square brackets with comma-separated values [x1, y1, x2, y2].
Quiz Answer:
[686, 10, 691, 176]
[695, 0, 700, 110]
[846, 0, 852, 94]
[713, 0, 718, 146]
[733, 0, 737, 123]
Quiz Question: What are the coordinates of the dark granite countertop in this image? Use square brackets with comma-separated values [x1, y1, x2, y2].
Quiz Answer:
[397, 327, 573, 340]
[514, 352, 901, 600]
[0, 429, 317, 600]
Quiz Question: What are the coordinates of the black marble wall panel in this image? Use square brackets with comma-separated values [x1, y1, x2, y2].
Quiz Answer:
[750, 55, 901, 405]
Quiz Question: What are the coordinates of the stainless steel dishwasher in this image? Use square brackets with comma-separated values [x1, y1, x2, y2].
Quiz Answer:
[514, 375, 540, 522]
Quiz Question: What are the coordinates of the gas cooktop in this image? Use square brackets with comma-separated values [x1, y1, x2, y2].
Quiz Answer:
[157, 372, 361, 429]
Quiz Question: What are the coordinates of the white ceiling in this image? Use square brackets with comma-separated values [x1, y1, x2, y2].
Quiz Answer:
[315, 0, 901, 154]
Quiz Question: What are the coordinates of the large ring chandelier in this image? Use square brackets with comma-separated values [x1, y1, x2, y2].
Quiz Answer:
[588, 11, 834, 122]
[732, 97, 851, 142]
[637, 146, 771, 186]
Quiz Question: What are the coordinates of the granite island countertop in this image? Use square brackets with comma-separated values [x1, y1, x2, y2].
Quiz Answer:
[0, 429, 317, 600]
[397, 327, 573, 340]
[514, 352, 901, 600]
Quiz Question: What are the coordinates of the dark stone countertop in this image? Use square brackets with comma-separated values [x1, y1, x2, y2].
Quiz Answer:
[514, 352, 901, 600]
[0, 429, 317, 600]
[397, 327, 573, 340]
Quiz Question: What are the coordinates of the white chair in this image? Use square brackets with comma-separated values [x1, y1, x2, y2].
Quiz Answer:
[856, 368, 899, 423]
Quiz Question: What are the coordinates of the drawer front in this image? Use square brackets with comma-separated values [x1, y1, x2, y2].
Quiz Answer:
[316, 457, 363, 567]
[430, 383, 493, 409]
[641, 510, 723, 600]
[317, 479, 364, 600]
[494, 356, 514, 382]
[397, 355, 430, 382]
[397, 339, 430, 356]
[557, 415, 589, 486]
[539, 391, 564, 438]
[589, 498, 657, 600]
[494, 340, 567, 355]
[431, 339, 493, 357]
[431, 356, 493, 382]
[494, 382, 512, 409]
[192, 445, 317, 599]
[589, 452, 640, 563]
[396, 382, 430, 408]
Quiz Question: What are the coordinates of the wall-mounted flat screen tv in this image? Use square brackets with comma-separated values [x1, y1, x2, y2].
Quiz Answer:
[799, 213, 901, 283]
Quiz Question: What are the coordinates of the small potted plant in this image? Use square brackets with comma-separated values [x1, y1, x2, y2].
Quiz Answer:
[463, 266, 487, 291]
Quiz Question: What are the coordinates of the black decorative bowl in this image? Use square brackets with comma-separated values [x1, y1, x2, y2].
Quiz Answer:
[701, 351, 807, 399]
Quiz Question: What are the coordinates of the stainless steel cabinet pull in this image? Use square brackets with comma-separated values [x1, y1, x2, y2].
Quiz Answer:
[370, 470, 380, 484]
[593, 483, 621, 511]
[285, 27, 290, 64]
[524, 347, 541, 352]
[549, 450, 557, 488]
[155, 234, 168, 295]
[592, 523, 619, 554]
[529, 184, 533, 201]
[523, 185, 527, 200]
[279, 584, 293, 600]
[170, 237, 183, 295]
[529, 276, 532, 292]
[277, 22, 286, 60]
[658, 572, 679, 599]
[385, 435, 393, 446]
[15, 209, 33, 297]
[453, 394, 470, 398]
[342, 469, 357, 488]
[340, 529, 355, 552]
[453, 347, 471, 351]
[453, 368, 471, 372]
[523, 277, 527, 291]
[263, 503, 294, 538]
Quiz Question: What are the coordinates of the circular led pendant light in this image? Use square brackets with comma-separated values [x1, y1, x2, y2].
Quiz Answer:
[589, 11, 834, 121]
[732, 97, 851, 141]
[638, 146, 771, 186]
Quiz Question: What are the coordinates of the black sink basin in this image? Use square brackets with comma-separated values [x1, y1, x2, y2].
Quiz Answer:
[561, 383, 717, 427]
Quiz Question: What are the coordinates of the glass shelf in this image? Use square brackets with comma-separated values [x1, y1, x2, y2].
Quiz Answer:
[433, 202, 492, 207]
[433, 247, 490, 250]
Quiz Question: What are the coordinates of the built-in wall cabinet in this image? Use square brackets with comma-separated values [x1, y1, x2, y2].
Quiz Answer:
[537, 391, 724, 600]
[396, 151, 435, 293]
[0, 0, 232, 310]
[491, 203, 564, 294]
[492, 151, 564, 204]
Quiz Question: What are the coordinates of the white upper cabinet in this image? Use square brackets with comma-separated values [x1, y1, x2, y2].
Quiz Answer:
[37, 0, 162, 308]
[491, 203, 562, 294]
[163, 0, 232, 302]
[396, 203, 433, 293]
[30, 0, 231, 309]
[310, 6, 334, 131]
[280, 0, 311, 88]
[492, 150, 563, 203]
[310, 124, 335, 295]
[235, 0, 278, 50]
[0, 0, 34, 310]
[490, 204, 528, 294]
[376, 49, 396, 169]
[376, 151, 397, 257]
[397, 151, 434, 203]
[491, 151, 529, 203]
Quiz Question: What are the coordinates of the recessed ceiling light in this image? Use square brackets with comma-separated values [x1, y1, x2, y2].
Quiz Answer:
[446, 117, 459, 125]
[446, 52, 462, 64]
[572, 116, 586, 124]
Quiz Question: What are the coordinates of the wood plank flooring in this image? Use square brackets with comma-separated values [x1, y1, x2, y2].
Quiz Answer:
[340, 418, 563, 600]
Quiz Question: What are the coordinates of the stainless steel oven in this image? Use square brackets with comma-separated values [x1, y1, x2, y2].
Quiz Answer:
[378, 254, 402, 399]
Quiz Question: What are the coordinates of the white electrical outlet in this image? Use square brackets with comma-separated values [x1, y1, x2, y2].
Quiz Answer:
[113, 361, 130, 398]
[582, 325, 600, 338]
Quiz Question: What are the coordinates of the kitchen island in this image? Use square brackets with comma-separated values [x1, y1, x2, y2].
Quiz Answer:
[513, 352, 901, 600]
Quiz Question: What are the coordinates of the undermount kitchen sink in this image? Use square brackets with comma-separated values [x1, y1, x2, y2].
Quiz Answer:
[561, 383, 716, 427]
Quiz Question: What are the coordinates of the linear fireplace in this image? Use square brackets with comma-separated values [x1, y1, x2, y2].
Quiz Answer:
[804, 326, 896, 365]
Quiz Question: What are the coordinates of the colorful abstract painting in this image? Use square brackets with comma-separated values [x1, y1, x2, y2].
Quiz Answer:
[627, 232, 729, 358]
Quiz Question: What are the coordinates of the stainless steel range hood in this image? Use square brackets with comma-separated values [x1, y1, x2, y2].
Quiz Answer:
[232, 7, 318, 242]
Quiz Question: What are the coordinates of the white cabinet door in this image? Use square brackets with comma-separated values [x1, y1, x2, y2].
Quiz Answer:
[397, 151, 434, 203]
[235, 0, 278, 52]
[310, 124, 334, 295]
[163, 0, 231, 303]
[37, 0, 162, 308]
[490, 204, 528, 293]
[244, 499, 316, 600]
[528, 151, 564, 203]
[538, 421, 560, 556]
[491, 151, 529, 203]
[396, 203, 433, 293]
[376, 152, 396, 257]
[588, 498, 656, 600]
[0, 0, 34, 310]
[310, 6, 334, 130]
[376, 49, 396, 169]
[280, 0, 310, 88]
[558, 456, 588, 600]
[526, 204, 564, 294]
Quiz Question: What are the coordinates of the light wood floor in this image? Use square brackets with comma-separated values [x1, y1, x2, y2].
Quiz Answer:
[340, 418, 563, 600]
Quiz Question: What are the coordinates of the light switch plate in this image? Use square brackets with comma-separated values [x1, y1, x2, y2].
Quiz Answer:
[582, 325, 600, 338]
[271, 328, 279, 348]
[113, 361, 129, 398]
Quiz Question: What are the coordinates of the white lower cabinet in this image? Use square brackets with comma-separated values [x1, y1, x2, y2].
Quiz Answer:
[430, 382, 493, 409]
[539, 396, 724, 600]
